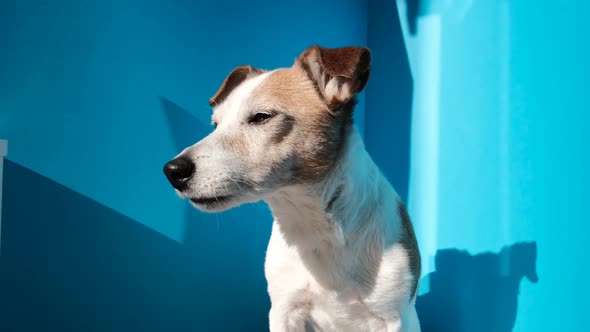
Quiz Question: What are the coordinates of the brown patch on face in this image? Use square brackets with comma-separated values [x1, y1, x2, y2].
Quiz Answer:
[255, 66, 326, 113]
[270, 114, 295, 144]
[209, 65, 264, 106]
[398, 203, 421, 298]
[253, 67, 354, 183]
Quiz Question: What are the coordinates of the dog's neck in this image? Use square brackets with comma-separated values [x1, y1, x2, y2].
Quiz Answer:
[265, 126, 400, 289]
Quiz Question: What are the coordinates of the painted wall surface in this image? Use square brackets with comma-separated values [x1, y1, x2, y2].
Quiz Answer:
[0, 140, 6, 254]
[0, 0, 368, 241]
[0, 0, 367, 331]
[366, 0, 414, 203]
[3, 0, 588, 331]
[381, 0, 589, 331]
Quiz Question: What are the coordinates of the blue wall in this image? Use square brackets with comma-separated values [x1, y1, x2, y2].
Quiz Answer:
[0, 0, 367, 330]
[365, 0, 413, 202]
[0, 0, 368, 241]
[366, 1, 589, 331]
[3, 0, 589, 331]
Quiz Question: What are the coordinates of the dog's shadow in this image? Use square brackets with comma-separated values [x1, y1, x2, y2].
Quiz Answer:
[417, 242, 538, 332]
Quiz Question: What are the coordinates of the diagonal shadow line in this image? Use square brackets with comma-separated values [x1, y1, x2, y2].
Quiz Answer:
[160, 97, 211, 151]
[160, 97, 221, 244]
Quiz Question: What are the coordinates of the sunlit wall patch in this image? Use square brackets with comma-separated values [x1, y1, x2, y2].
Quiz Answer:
[397, 0, 443, 294]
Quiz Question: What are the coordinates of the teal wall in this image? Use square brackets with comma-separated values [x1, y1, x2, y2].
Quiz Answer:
[366, 0, 589, 331]
[0, 0, 367, 241]
[0, 0, 367, 331]
[2, 0, 589, 331]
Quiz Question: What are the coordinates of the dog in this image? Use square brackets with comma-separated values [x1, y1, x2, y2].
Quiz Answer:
[163, 45, 421, 332]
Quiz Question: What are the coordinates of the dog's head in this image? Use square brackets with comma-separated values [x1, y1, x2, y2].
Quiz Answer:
[163, 46, 371, 212]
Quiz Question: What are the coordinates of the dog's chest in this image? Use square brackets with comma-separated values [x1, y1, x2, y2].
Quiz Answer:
[265, 223, 406, 331]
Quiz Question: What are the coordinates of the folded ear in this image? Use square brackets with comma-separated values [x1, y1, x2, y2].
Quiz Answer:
[297, 45, 371, 106]
[209, 65, 264, 106]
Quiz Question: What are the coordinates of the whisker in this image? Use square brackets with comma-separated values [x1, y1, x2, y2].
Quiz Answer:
[229, 177, 257, 197]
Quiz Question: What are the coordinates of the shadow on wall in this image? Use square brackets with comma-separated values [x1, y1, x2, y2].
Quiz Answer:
[161, 97, 211, 151]
[0, 159, 270, 332]
[417, 242, 539, 332]
[405, 0, 421, 34]
[366, 0, 413, 201]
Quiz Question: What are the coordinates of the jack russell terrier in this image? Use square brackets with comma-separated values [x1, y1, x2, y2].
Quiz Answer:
[164, 45, 421, 332]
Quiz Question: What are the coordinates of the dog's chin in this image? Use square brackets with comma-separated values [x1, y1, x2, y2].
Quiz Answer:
[188, 194, 253, 213]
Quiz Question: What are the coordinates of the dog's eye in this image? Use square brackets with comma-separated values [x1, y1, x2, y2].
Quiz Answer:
[211, 122, 218, 129]
[249, 112, 274, 124]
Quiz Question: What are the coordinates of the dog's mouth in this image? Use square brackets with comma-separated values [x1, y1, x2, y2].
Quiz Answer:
[190, 195, 232, 206]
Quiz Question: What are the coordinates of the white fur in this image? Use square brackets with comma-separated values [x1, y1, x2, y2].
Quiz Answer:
[174, 71, 277, 211]
[264, 128, 421, 332]
[213, 71, 275, 129]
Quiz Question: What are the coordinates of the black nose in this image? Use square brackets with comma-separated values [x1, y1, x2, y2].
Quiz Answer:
[163, 157, 195, 190]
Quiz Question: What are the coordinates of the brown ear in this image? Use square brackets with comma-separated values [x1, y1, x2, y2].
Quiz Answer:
[209, 65, 264, 106]
[297, 45, 371, 105]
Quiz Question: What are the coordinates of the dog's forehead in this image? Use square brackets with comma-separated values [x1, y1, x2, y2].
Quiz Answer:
[212, 71, 274, 122]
